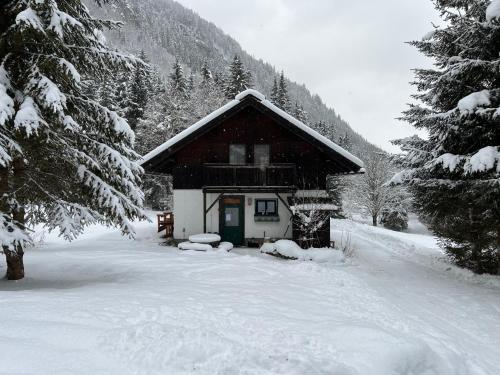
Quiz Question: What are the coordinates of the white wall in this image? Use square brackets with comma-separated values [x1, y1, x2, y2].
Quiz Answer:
[173, 190, 204, 240]
[174, 190, 293, 242]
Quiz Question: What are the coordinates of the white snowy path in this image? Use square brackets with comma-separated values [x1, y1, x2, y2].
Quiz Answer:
[0, 219, 499, 375]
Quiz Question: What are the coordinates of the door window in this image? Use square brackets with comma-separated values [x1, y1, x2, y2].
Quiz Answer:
[225, 207, 240, 226]
[229, 144, 246, 164]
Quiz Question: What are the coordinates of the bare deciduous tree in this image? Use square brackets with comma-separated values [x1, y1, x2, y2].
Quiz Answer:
[357, 153, 393, 226]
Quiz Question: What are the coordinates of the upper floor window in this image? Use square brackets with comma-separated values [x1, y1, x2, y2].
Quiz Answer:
[254, 144, 270, 166]
[229, 144, 246, 164]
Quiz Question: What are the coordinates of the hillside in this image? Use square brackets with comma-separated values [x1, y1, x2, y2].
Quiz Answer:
[87, 0, 380, 157]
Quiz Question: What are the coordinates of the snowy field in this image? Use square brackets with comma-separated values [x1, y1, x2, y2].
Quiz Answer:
[1, 216, 500, 375]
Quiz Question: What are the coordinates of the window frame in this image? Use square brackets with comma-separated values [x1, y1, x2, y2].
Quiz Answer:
[229, 144, 247, 165]
[254, 198, 279, 217]
[253, 144, 270, 166]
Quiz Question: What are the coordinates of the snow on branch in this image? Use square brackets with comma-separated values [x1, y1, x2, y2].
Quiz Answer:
[49, 6, 84, 39]
[428, 147, 500, 175]
[457, 90, 491, 114]
[14, 96, 45, 136]
[0, 212, 32, 253]
[15, 6, 44, 32]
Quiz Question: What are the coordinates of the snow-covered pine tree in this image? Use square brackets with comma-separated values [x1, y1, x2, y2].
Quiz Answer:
[293, 102, 309, 124]
[338, 132, 351, 151]
[380, 189, 410, 232]
[112, 71, 130, 117]
[169, 59, 189, 98]
[313, 120, 336, 142]
[191, 62, 225, 121]
[277, 71, 291, 112]
[395, 0, 500, 274]
[201, 61, 212, 85]
[270, 77, 279, 104]
[225, 55, 252, 99]
[126, 50, 150, 130]
[0, 0, 146, 280]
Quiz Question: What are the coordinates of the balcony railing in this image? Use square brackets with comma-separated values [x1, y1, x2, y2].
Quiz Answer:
[203, 163, 296, 187]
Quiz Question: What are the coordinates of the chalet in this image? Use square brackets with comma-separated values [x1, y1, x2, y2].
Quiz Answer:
[141, 89, 364, 247]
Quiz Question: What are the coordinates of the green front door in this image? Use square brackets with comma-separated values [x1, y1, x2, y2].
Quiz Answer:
[220, 196, 244, 246]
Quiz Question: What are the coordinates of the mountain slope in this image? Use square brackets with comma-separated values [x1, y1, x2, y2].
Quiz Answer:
[87, 0, 379, 157]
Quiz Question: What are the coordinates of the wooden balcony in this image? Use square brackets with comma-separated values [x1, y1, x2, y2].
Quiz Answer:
[203, 163, 297, 189]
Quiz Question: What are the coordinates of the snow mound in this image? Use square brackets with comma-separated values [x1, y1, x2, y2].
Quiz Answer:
[188, 233, 221, 243]
[261, 240, 345, 263]
[178, 242, 212, 252]
[218, 241, 233, 252]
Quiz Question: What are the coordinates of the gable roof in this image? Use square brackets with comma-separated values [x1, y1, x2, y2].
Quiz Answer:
[140, 89, 364, 172]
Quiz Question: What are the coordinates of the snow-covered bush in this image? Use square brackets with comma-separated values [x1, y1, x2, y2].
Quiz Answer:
[380, 207, 408, 232]
[260, 240, 345, 263]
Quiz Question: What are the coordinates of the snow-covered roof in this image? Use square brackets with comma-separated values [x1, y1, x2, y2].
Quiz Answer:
[141, 89, 364, 169]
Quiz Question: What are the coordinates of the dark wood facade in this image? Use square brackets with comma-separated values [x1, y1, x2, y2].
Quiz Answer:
[144, 96, 361, 191]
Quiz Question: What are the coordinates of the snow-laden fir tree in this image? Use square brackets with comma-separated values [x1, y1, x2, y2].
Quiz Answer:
[394, 0, 500, 274]
[277, 71, 291, 112]
[380, 187, 411, 231]
[269, 71, 291, 112]
[225, 55, 252, 99]
[270, 77, 279, 104]
[338, 132, 351, 152]
[201, 61, 212, 84]
[313, 120, 337, 142]
[169, 59, 189, 99]
[0, 0, 146, 280]
[126, 50, 150, 130]
[293, 101, 309, 124]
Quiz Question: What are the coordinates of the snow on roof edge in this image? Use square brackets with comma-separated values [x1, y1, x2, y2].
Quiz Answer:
[140, 89, 364, 169]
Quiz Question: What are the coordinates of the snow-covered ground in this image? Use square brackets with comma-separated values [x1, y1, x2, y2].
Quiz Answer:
[1, 217, 499, 375]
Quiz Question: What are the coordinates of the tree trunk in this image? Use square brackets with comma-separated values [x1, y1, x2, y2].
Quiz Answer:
[372, 214, 378, 226]
[5, 249, 24, 280]
[0, 158, 27, 280]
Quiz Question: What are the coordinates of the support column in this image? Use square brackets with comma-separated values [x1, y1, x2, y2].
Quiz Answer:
[203, 191, 207, 233]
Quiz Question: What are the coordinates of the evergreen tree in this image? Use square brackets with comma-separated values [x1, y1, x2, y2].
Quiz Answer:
[313, 120, 336, 142]
[200, 61, 212, 85]
[0, 0, 146, 280]
[380, 189, 410, 232]
[113, 72, 130, 117]
[395, 0, 500, 274]
[225, 55, 251, 99]
[293, 102, 309, 124]
[127, 60, 150, 130]
[277, 71, 291, 112]
[270, 77, 279, 104]
[338, 132, 351, 151]
[169, 59, 189, 98]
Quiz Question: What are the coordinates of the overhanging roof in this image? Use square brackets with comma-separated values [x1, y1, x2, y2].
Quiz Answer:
[140, 89, 364, 172]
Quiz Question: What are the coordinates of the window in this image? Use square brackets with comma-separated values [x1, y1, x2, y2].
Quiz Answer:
[255, 199, 278, 216]
[254, 144, 270, 166]
[229, 144, 246, 164]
